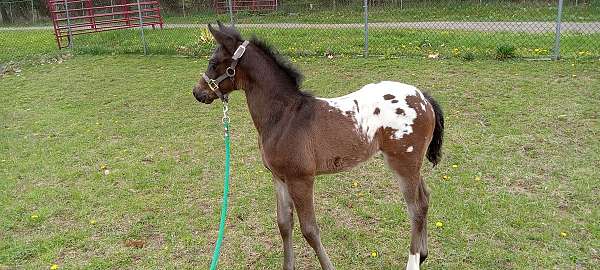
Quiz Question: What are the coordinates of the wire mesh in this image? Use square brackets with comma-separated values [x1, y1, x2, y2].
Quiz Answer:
[1, 0, 599, 61]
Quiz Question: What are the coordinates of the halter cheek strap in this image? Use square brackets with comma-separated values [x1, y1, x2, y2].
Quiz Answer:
[202, 40, 250, 102]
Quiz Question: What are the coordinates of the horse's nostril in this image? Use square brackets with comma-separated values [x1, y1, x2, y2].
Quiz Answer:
[193, 90, 205, 102]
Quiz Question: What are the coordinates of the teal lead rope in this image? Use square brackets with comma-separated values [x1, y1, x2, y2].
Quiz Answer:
[209, 101, 231, 270]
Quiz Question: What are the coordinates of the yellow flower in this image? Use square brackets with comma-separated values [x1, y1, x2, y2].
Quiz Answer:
[560, 231, 568, 237]
[442, 175, 449, 180]
[352, 181, 358, 188]
[435, 221, 444, 228]
[452, 164, 458, 168]
[31, 214, 39, 220]
[89, 219, 97, 225]
[50, 264, 59, 270]
[370, 251, 378, 257]
[475, 176, 481, 181]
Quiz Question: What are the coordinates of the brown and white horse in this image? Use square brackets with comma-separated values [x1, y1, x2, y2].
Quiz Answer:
[193, 22, 444, 270]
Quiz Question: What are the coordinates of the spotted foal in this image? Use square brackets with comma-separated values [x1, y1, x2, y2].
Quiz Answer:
[193, 22, 444, 270]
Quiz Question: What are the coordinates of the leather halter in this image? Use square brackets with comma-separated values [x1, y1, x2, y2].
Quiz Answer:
[202, 40, 250, 102]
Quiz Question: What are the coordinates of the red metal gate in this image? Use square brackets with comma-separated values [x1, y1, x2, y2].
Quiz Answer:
[214, 0, 278, 13]
[48, 0, 163, 49]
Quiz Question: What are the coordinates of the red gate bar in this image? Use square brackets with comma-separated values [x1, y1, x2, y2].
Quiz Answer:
[48, 0, 163, 49]
[214, 0, 278, 13]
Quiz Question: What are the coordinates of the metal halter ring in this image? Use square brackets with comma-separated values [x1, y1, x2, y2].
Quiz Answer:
[226, 67, 235, 77]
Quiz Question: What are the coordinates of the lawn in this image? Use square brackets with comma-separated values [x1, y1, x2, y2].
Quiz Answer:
[165, 2, 600, 24]
[1, 54, 599, 269]
[2, 28, 599, 64]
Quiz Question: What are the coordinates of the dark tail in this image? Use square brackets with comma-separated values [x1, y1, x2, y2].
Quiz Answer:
[423, 92, 444, 167]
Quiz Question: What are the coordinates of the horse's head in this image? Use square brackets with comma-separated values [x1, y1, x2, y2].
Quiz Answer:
[193, 21, 247, 104]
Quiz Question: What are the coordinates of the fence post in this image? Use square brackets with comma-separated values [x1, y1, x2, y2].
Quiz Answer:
[553, 0, 564, 60]
[363, 0, 368, 58]
[227, 0, 234, 26]
[136, 0, 148, 55]
[31, 0, 35, 23]
[63, 0, 73, 48]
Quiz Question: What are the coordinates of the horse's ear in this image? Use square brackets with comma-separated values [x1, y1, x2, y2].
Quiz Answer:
[217, 20, 226, 30]
[208, 23, 236, 53]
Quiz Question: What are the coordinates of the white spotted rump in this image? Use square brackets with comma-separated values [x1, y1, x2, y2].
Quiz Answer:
[318, 81, 427, 142]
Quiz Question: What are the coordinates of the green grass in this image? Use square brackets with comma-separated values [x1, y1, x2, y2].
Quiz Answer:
[165, 2, 600, 24]
[2, 1, 599, 27]
[1, 55, 599, 269]
[2, 28, 599, 64]
[0, 30, 58, 62]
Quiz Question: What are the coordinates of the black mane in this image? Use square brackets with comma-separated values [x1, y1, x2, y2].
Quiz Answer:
[219, 24, 308, 95]
[249, 36, 304, 89]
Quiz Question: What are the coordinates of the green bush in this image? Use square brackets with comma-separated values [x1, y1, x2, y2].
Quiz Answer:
[461, 51, 476, 61]
[496, 44, 516, 60]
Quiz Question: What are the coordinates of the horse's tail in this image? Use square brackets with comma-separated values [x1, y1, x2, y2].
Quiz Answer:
[423, 92, 444, 167]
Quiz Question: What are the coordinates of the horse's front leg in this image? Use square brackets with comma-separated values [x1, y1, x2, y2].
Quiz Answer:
[274, 176, 295, 270]
[287, 176, 335, 270]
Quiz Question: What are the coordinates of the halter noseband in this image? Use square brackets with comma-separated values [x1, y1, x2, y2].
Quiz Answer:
[202, 40, 250, 102]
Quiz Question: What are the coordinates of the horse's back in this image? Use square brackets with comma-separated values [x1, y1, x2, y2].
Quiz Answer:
[318, 81, 434, 142]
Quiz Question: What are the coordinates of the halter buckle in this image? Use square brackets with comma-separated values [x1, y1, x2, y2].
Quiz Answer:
[207, 79, 219, 91]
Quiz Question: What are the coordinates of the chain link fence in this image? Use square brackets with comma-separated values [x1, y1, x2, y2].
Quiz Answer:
[1, 0, 599, 61]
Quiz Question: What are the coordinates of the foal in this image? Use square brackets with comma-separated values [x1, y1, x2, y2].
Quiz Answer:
[193, 23, 444, 270]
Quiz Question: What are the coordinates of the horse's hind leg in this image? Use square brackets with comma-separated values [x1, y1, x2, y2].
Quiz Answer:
[384, 154, 429, 270]
[274, 176, 295, 270]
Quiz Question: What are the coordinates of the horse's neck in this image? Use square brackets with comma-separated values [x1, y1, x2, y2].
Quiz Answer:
[243, 58, 306, 136]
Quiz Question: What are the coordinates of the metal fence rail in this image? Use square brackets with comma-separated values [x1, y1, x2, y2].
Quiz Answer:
[2, 0, 599, 60]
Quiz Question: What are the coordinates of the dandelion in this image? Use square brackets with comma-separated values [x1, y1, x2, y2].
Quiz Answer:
[560, 231, 568, 237]
[352, 181, 358, 188]
[435, 221, 444, 228]
[442, 175, 449, 180]
[370, 251, 378, 257]
[474, 176, 481, 181]
[31, 214, 39, 220]
[89, 219, 97, 225]
[452, 164, 458, 168]
[50, 264, 59, 270]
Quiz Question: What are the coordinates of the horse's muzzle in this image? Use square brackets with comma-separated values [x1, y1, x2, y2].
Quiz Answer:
[193, 88, 216, 104]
